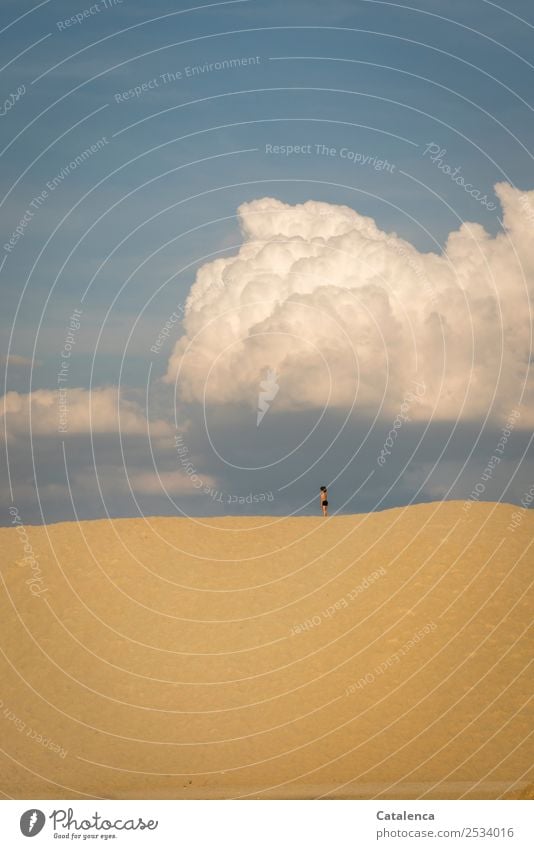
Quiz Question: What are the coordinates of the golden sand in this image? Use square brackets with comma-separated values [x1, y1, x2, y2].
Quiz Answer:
[0, 501, 532, 799]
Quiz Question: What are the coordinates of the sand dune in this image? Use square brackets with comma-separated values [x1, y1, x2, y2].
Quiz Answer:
[0, 501, 532, 800]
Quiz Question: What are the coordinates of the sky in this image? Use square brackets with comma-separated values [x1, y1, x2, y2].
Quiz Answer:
[1, 0, 533, 525]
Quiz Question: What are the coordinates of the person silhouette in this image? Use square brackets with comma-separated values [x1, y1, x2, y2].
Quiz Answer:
[320, 485, 329, 517]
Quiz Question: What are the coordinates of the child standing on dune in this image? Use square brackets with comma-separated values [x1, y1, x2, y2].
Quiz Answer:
[320, 486, 329, 517]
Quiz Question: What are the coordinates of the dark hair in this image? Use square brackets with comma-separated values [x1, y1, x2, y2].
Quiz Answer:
[320, 485, 327, 491]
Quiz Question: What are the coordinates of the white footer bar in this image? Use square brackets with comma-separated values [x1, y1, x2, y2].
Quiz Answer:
[2, 799, 532, 848]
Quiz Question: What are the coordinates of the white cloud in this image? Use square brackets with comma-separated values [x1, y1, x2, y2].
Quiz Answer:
[127, 468, 219, 495]
[1, 354, 41, 367]
[0, 386, 172, 439]
[165, 187, 533, 424]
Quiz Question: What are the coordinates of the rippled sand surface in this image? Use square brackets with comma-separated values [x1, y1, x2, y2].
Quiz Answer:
[1, 501, 532, 799]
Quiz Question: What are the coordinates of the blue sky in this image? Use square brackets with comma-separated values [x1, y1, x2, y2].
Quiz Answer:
[1, 0, 533, 524]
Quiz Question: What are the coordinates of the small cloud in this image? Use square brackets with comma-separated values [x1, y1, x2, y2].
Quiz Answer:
[2, 354, 42, 367]
[128, 469, 218, 495]
[0, 386, 172, 440]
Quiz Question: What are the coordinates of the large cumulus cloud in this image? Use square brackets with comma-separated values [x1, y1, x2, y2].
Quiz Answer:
[165, 187, 533, 423]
